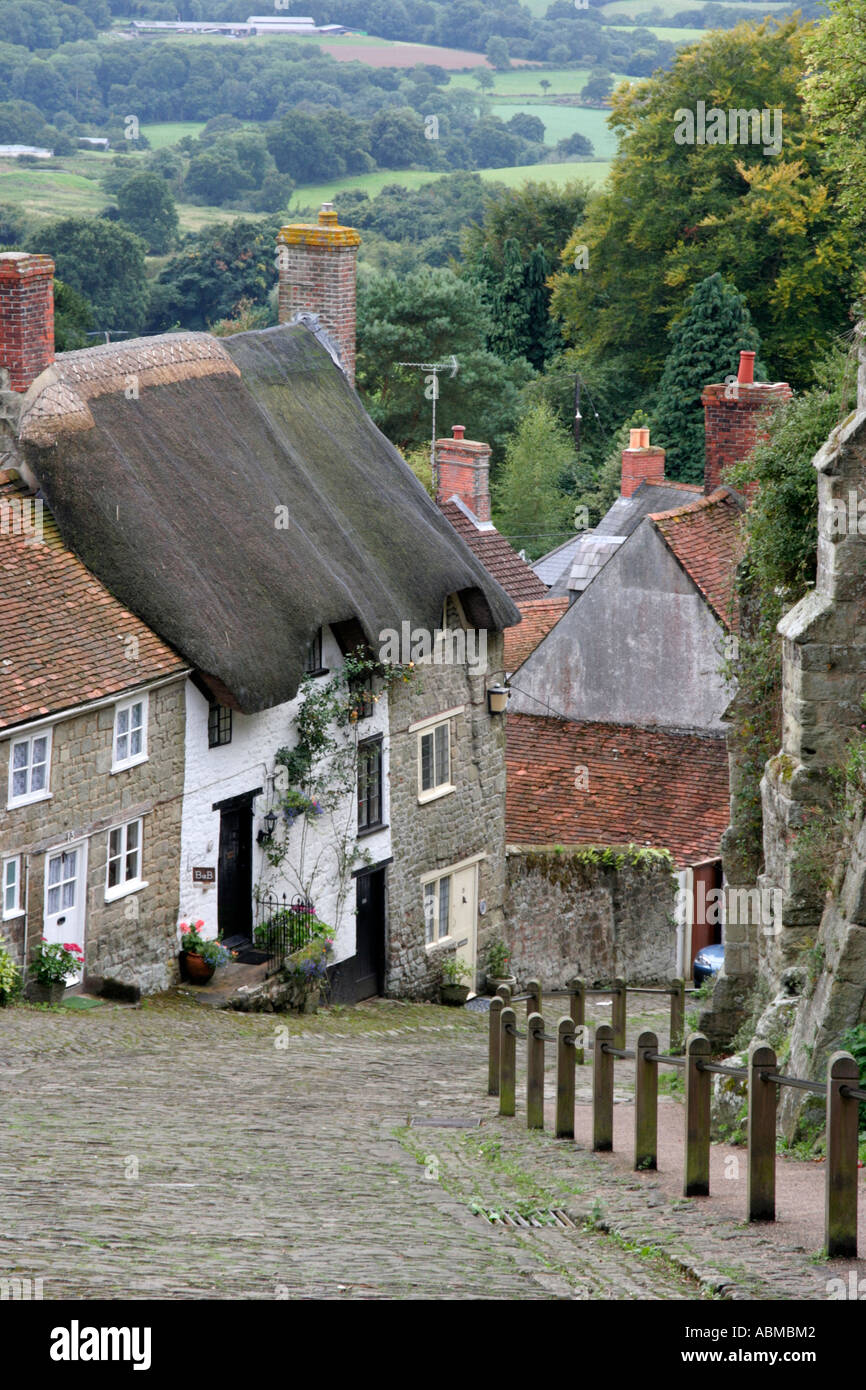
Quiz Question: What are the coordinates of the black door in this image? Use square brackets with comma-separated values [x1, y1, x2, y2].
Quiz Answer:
[218, 798, 253, 942]
[355, 868, 386, 1000]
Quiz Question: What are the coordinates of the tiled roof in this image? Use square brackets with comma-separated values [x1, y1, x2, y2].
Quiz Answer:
[506, 713, 729, 867]
[532, 533, 587, 587]
[0, 474, 187, 730]
[649, 487, 744, 631]
[504, 597, 569, 672]
[439, 498, 547, 605]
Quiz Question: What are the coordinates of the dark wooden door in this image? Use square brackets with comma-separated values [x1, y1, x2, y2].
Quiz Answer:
[355, 868, 385, 1000]
[218, 800, 253, 942]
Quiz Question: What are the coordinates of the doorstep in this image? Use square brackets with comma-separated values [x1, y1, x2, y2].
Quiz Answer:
[181, 960, 271, 1009]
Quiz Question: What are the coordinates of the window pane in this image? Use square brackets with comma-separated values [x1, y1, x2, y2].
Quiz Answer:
[434, 723, 449, 786]
[12, 742, 27, 770]
[48, 856, 62, 886]
[438, 877, 450, 939]
[130, 728, 142, 757]
[423, 884, 435, 945]
[116, 732, 128, 762]
[126, 821, 139, 851]
[32, 736, 47, 763]
[420, 732, 432, 791]
[30, 762, 46, 792]
[61, 879, 75, 909]
[64, 851, 76, 877]
[107, 856, 119, 890]
[131, 703, 143, 729]
[12, 768, 27, 797]
[116, 708, 129, 735]
[126, 847, 139, 881]
[47, 885, 60, 915]
[109, 828, 121, 859]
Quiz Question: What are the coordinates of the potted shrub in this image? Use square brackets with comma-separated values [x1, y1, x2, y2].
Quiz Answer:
[440, 954, 472, 1005]
[26, 938, 83, 1004]
[179, 920, 231, 984]
[485, 937, 516, 994]
[0, 937, 21, 1006]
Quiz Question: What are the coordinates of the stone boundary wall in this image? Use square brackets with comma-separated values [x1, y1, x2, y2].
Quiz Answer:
[504, 845, 677, 986]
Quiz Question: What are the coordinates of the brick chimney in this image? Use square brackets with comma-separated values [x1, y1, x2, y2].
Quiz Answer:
[276, 204, 361, 385]
[702, 351, 792, 493]
[435, 424, 491, 522]
[621, 426, 665, 498]
[0, 252, 54, 393]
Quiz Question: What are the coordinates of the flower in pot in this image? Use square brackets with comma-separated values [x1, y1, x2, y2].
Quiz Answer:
[440, 953, 472, 1005]
[26, 938, 83, 1003]
[179, 920, 231, 984]
[282, 937, 332, 1013]
[0, 936, 21, 1006]
[485, 937, 516, 994]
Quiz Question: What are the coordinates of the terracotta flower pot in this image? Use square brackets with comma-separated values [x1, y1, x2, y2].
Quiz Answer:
[183, 951, 215, 985]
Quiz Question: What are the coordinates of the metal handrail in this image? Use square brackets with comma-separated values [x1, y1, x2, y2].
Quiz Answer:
[504, 1023, 527, 1040]
[646, 1051, 687, 1069]
[697, 1061, 749, 1080]
[601, 1043, 635, 1060]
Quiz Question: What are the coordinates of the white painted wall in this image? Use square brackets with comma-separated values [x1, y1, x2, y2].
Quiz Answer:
[178, 626, 391, 965]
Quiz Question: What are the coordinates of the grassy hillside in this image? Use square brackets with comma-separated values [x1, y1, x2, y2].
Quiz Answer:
[290, 159, 612, 211]
[491, 102, 618, 158]
[143, 122, 207, 149]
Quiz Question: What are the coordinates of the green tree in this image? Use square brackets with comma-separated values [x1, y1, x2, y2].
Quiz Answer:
[116, 170, 178, 253]
[486, 37, 511, 71]
[53, 277, 94, 351]
[29, 217, 149, 335]
[803, 0, 866, 221]
[493, 401, 577, 559]
[651, 273, 763, 484]
[550, 19, 858, 391]
[581, 71, 614, 103]
[147, 218, 279, 333]
[368, 108, 427, 169]
[266, 112, 344, 184]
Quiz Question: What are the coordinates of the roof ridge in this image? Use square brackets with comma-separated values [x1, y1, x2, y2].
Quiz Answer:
[648, 486, 742, 523]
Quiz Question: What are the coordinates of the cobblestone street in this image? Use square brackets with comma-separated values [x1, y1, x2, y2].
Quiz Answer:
[0, 993, 858, 1300]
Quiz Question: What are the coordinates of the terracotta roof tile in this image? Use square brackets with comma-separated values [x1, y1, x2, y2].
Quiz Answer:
[649, 487, 744, 631]
[505, 597, 569, 672]
[439, 499, 547, 605]
[506, 713, 729, 867]
[0, 478, 187, 731]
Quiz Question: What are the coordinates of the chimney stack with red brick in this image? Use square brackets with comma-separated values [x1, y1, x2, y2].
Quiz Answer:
[435, 424, 491, 521]
[0, 252, 54, 393]
[621, 426, 665, 498]
[702, 350, 792, 493]
[276, 204, 361, 385]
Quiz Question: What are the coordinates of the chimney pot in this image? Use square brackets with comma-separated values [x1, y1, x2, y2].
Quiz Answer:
[639, 426, 650, 448]
[737, 350, 755, 385]
[452, 424, 465, 440]
[629, 428, 642, 449]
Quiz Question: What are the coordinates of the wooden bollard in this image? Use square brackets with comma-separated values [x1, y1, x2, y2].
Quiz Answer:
[488, 995, 503, 1096]
[683, 1033, 711, 1197]
[593, 1023, 614, 1152]
[669, 978, 685, 1055]
[556, 1017, 575, 1140]
[526, 978, 541, 1019]
[569, 977, 585, 1065]
[612, 976, 626, 1051]
[499, 1007, 516, 1118]
[496, 982, 512, 1008]
[747, 1042, 777, 1222]
[634, 1030, 658, 1171]
[527, 1012, 545, 1130]
[825, 1051, 860, 1258]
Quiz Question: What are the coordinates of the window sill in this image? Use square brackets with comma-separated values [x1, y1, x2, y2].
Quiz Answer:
[104, 879, 148, 904]
[417, 784, 456, 806]
[2, 908, 25, 922]
[305, 668, 330, 679]
[6, 789, 52, 810]
[425, 935, 453, 952]
[357, 822, 387, 839]
[110, 754, 148, 775]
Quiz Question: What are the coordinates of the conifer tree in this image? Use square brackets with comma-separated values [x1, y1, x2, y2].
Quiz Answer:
[651, 273, 763, 485]
[493, 400, 576, 559]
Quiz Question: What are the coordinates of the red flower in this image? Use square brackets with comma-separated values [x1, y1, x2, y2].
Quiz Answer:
[180, 923, 191, 933]
[194, 919, 204, 928]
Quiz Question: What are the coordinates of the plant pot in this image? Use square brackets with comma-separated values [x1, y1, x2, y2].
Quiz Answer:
[25, 979, 65, 1005]
[487, 975, 517, 995]
[182, 951, 215, 985]
[440, 983, 471, 1006]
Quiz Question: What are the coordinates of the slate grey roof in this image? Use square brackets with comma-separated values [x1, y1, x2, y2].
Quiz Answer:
[532, 532, 588, 587]
[17, 324, 520, 714]
[547, 480, 702, 598]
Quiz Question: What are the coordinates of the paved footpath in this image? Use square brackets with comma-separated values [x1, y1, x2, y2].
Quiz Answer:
[0, 992, 858, 1300]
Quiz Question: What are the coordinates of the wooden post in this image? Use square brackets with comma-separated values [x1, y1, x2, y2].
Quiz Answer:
[747, 1042, 776, 1222]
[496, 982, 512, 1008]
[683, 1033, 711, 1197]
[568, 977, 585, 1065]
[612, 976, 626, 1050]
[669, 978, 685, 1055]
[634, 1030, 658, 1171]
[593, 1023, 614, 1152]
[825, 1051, 859, 1258]
[527, 1012, 545, 1130]
[526, 978, 541, 1019]
[556, 1016, 575, 1140]
[488, 995, 503, 1097]
[499, 1007, 516, 1118]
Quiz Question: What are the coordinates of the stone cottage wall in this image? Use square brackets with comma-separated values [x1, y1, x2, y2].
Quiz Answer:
[504, 847, 678, 986]
[0, 678, 186, 994]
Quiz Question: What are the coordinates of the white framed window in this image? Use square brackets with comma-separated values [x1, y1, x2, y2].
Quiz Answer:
[7, 727, 52, 807]
[2, 855, 23, 919]
[418, 719, 452, 801]
[423, 873, 451, 946]
[105, 819, 145, 900]
[112, 695, 148, 772]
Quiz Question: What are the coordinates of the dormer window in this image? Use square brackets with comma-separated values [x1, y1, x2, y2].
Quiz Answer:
[208, 703, 232, 748]
[305, 628, 328, 677]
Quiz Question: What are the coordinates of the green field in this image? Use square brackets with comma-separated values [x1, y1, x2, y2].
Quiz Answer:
[491, 102, 617, 157]
[290, 159, 612, 211]
[448, 67, 630, 95]
[142, 122, 206, 148]
[599, 0, 788, 13]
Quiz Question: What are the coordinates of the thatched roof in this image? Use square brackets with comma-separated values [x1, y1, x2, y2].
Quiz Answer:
[19, 325, 520, 713]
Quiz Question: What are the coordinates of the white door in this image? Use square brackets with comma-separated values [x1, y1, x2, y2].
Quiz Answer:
[450, 864, 478, 985]
[43, 843, 87, 985]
